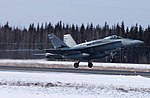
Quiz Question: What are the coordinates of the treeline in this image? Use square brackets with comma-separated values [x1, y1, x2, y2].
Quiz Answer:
[0, 21, 150, 63]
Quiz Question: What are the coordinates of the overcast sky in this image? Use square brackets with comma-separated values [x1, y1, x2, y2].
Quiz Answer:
[0, 0, 149, 27]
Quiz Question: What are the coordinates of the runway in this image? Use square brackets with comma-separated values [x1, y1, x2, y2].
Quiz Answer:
[0, 65, 150, 77]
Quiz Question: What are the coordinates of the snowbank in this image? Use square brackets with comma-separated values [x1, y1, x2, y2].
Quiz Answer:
[0, 70, 150, 98]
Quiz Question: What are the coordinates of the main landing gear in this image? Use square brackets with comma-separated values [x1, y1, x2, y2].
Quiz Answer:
[74, 61, 93, 68]
[74, 62, 79, 68]
[88, 62, 93, 68]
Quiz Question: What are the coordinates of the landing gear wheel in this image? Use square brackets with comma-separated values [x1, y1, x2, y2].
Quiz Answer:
[74, 62, 79, 68]
[88, 62, 93, 68]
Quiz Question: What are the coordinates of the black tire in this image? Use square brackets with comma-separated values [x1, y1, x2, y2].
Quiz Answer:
[88, 62, 93, 68]
[74, 63, 79, 68]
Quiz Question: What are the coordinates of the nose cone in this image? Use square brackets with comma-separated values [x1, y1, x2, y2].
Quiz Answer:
[132, 40, 144, 46]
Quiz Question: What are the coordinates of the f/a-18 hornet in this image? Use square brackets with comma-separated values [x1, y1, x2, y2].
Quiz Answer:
[45, 34, 144, 68]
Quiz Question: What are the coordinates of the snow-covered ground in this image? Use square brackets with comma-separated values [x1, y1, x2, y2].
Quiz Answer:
[0, 70, 150, 98]
[0, 59, 150, 70]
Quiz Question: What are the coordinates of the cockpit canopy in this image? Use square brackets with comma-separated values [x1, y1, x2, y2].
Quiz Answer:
[104, 35, 122, 39]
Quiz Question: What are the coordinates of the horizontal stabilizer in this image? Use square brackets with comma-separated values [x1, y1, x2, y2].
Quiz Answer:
[45, 49, 81, 55]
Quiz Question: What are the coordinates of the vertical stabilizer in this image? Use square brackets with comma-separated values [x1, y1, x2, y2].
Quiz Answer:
[48, 34, 68, 49]
[64, 34, 77, 47]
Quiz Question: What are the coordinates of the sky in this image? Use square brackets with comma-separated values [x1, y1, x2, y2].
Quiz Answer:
[0, 0, 150, 28]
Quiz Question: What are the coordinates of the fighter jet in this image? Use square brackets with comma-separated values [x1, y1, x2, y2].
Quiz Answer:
[45, 34, 144, 68]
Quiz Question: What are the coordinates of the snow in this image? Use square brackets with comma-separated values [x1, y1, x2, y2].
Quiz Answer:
[0, 70, 150, 98]
[0, 59, 150, 70]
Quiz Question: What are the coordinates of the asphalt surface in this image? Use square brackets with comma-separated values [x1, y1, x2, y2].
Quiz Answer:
[0, 65, 150, 77]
